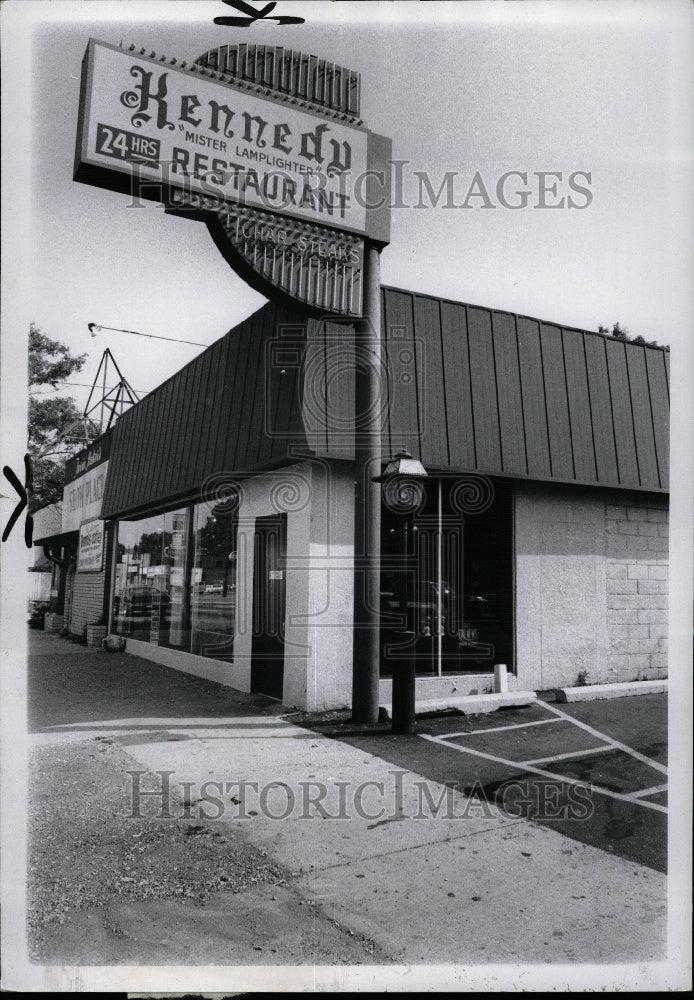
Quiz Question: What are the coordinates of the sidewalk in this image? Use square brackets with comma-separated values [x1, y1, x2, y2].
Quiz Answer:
[26, 632, 667, 971]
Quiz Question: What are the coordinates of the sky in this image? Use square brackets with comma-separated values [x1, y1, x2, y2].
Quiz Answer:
[1, 0, 691, 415]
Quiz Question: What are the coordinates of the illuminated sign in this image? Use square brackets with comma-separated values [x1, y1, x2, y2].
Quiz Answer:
[74, 39, 391, 316]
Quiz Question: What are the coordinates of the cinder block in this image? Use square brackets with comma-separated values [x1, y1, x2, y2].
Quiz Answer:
[625, 535, 650, 552]
[648, 565, 667, 579]
[610, 639, 642, 655]
[647, 536, 668, 551]
[607, 654, 631, 671]
[658, 580, 669, 594]
[607, 597, 631, 610]
[618, 521, 637, 534]
[609, 624, 649, 639]
[640, 596, 667, 609]
[627, 564, 649, 579]
[608, 653, 651, 673]
[608, 609, 639, 624]
[650, 653, 668, 670]
[637, 522, 658, 536]
[611, 595, 667, 610]
[627, 506, 647, 520]
[637, 579, 659, 595]
[646, 508, 668, 522]
[638, 609, 667, 624]
[649, 625, 668, 641]
[607, 563, 628, 579]
[607, 536, 628, 554]
[657, 524, 669, 537]
[606, 504, 625, 520]
[608, 580, 638, 595]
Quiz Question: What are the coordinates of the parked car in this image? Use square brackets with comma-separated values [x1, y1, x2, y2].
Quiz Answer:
[115, 585, 171, 620]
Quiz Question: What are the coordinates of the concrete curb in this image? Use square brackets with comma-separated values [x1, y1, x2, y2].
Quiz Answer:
[380, 691, 537, 716]
[556, 679, 668, 703]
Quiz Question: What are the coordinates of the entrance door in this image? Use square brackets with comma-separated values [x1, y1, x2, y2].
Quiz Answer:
[251, 514, 287, 700]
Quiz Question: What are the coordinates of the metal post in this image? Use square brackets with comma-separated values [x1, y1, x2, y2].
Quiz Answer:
[436, 477, 443, 676]
[352, 242, 382, 724]
[101, 353, 107, 434]
[392, 514, 416, 734]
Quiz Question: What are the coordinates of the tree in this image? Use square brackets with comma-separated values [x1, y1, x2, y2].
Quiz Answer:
[598, 322, 628, 340]
[598, 322, 663, 349]
[29, 325, 86, 388]
[28, 323, 98, 511]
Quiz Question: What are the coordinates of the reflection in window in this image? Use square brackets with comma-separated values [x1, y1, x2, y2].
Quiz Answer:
[379, 480, 513, 676]
[191, 502, 237, 659]
[112, 508, 191, 651]
[111, 502, 237, 663]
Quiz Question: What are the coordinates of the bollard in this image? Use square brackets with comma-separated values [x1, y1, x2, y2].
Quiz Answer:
[392, 638, 417, 734]
[493, 663, 508, 694]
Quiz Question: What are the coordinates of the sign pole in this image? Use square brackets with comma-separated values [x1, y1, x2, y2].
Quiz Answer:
[352, 241, 382, 724]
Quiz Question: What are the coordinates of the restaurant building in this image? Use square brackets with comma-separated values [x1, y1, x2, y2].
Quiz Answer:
[97, 287, 669, 710]
[34, 431, 113, 638]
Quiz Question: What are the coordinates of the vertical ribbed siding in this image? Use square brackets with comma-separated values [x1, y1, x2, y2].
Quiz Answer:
[516, 316, 552, 479]
[467, 307, 502, 472]
[562, 328, 598, 483]
[492, 311, 526, 476]
[440, 299, 475, 470]
[383, 288, 420, 457]
[645, 348, 669, 488]
[412, 294, 449, 468]
[102, 287, 669, 519]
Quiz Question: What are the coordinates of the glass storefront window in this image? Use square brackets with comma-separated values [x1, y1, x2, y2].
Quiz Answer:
[112, 507, 191, 651]
[191, 501, 237, 659]
[111, 501, 237, 662]
[380, 479, 513, 676]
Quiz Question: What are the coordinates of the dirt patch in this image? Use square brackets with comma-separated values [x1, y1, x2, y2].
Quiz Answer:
[28, 738, 387, 965]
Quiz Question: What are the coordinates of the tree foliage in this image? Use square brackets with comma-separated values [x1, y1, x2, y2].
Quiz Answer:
[29, 323, 86, 387]
[598, 322, 662, 348]
[28, 323, 97, 510]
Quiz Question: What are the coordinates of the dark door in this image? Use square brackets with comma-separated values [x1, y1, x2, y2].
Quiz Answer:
[251, 514, 287, 700]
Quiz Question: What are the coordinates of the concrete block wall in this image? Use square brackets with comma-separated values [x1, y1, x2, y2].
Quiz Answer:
[69, 571, 106, 637]
[515, 484, 668, 690]
[605, 503, 668, 679]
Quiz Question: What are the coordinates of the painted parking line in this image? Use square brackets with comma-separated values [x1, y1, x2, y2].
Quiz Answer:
[420, 734, 668, 814]
[438, 717, 558, 740]
[631, 784, 669, 799]
[536, 700, 667, 775]
[523, 744, 615, 766]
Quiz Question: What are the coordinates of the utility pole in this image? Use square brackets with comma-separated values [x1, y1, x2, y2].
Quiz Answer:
[351, 243, 382, 724]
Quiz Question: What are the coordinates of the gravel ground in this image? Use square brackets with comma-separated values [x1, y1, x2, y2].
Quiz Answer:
[28, 736, 388, 965]
[28, 737, 286, 957]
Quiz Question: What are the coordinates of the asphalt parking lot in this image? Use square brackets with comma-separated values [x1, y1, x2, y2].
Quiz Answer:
[28, 633, 667, 874]
[313, 694, 667, 873]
